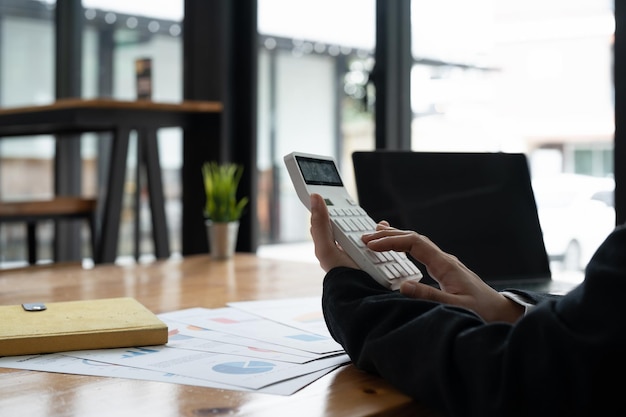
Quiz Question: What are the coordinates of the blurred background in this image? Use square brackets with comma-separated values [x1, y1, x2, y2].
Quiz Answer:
[0, 0, 616, 278]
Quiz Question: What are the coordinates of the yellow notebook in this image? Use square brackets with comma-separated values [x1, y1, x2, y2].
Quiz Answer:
[0, 297, 168, 357]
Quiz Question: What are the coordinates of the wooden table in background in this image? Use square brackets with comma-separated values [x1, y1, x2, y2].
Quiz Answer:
[0, 99, 223, 263]
[0, 254, 439, 417]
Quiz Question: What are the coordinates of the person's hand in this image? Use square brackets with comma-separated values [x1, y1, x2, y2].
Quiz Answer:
[309, 192, 523, 323]
[309, 193, 358, 271]
[362, 225, 524, 323]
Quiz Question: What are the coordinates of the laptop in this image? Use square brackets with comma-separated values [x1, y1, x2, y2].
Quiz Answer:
[352, 151, 578, 294]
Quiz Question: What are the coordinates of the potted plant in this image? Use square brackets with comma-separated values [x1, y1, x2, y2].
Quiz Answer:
[202, 161, 249, 259]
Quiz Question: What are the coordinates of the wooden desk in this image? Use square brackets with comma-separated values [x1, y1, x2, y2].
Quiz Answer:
[0, 255, 438, 417]
[0, 99, 223, 264]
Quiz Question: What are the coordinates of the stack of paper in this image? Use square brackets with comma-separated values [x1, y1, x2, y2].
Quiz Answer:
[0, 297, 350, 395]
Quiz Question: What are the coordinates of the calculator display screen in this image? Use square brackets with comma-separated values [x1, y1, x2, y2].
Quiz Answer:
[296, 156, 343, 186]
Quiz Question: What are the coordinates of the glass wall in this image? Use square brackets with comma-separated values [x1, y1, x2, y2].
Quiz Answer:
[410, 0, 615, 272]
[257, 0, 376, 247]
[410, 0, 613, 162]
[1, 1, 616, 272]
[0, 0, 183, 265]
[0, 1, 56, 264]
[81, 0, 184, 258]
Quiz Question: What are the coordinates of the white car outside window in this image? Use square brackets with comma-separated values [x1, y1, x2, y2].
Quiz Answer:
[532, 174, 615, 271]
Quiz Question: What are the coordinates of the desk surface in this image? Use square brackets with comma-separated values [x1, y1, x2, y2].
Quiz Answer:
[0, 255, 438, 417]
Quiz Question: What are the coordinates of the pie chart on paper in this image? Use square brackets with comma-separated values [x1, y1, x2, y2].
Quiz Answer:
[212, 361, 276, 374]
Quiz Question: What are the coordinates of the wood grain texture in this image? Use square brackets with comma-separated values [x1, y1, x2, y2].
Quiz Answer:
[0, 254, 439, 417]
[0, 197, 96, 217]
[0, 99, 223, 115]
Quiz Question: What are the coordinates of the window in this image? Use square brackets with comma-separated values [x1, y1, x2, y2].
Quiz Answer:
[257, 0, 376, 245]
[0, 0, 183, 265]
[410, 0, 615, 273]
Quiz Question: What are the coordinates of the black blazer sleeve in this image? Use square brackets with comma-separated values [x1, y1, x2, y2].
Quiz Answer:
[322, 225, 626, 417]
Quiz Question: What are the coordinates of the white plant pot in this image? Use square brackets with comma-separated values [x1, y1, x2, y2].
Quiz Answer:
[206, 220, 239, 260]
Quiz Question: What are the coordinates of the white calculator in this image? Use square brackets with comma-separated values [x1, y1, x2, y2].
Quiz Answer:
[283, 151, 423, 290]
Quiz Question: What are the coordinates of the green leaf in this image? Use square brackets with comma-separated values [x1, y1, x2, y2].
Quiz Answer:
[202, 161, 249, 222]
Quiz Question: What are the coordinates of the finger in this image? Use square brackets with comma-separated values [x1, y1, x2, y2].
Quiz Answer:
[364, 230, 462, 285]
[363, 227, 412, 243]
[309, 194, 334, 252]
[309, 194, 357, 271]
[400, 280, 460, 305]
[365, 229, 441, 265]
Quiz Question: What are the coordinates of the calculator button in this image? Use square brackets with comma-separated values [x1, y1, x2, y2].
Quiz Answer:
[334, 218, 352, 232]
[349, 234, 366, 247]
[385, 264, 402, 278]
[378, 265, 396, 279]
[330, 207, 423, 286]
[403, 261, 421, 275]
[382, 251, 394, 262]
[352, 217, 370, 231]
[365, 249, 383, 264]
[363, 217, 377, 229]
[346, 218, 361, 232]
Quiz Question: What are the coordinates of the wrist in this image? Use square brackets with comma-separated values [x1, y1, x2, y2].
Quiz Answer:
[500, 291, 536, 321]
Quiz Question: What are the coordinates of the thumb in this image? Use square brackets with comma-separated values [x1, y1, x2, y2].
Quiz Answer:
[400, 280, 448, 304]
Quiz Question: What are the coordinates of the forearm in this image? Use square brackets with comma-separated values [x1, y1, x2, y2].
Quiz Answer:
[322, 268, 518, 416]
[322, 262, 625, 417]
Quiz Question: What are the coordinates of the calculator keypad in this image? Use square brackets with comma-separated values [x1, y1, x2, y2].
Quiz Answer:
[328, 206, 422, 284]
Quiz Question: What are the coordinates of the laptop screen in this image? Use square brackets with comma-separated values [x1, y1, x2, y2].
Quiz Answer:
[352, 151, 551, 285]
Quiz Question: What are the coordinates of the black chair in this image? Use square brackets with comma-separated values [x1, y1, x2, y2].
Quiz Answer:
[0, 197, 97, 265]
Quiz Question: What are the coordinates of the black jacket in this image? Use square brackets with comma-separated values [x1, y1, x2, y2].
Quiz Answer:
[322, 225, 626, 417]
